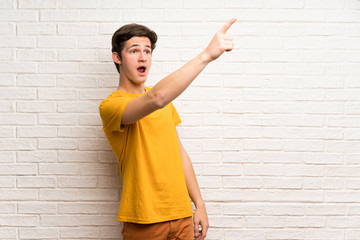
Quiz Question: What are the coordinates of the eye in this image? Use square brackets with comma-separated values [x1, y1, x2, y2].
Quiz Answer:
[130, 49, 137, 53]
[145, 50, 151, 54]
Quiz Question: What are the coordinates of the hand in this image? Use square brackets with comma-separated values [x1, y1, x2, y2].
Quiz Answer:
[193, 203, 209, 240]
[202, 18, 237, 62]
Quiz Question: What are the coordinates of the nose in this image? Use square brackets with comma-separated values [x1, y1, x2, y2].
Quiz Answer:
[139, 52, 147, 62]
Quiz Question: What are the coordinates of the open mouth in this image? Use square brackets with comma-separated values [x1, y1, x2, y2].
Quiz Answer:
[137, 67, 146, 73]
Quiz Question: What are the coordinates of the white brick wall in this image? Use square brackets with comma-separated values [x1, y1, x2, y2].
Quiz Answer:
[1, 0, 360, 239]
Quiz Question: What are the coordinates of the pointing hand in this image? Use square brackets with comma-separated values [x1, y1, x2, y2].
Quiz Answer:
[202, 18, 236, 62]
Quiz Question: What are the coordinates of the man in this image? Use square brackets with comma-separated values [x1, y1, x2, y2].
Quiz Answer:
[99, 18, 236, 240]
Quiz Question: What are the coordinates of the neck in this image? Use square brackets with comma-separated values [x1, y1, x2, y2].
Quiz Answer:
[117, 78, 146, 94]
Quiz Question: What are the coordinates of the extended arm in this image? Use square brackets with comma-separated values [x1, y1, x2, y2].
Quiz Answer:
[122, 18, 236, 125]
[176, 131, 209, 240]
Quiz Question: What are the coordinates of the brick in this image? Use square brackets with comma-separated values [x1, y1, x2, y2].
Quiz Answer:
[0, 228, 16, 239]
[100, 226, 122, 238]
[0, 177, 15, 188]
[303, 178, 343, 190]
[325, 141, 360, 153]
[99, 0, 141, 8]
[305, 229, 345, 239]
[223, 102, 262, 114]
[180, 126, 221, 139]
[0, 190, 37, 200]
[263, 177, 302, 189]
[80, 10, 122, 22]
[244, 189, 323, 202]
[283, 140, 323, 152]
[263, 152, 302, 164]
[17, 151, 56, 163]
[247, 216, 285, 228]
[305, 204, 345, 216]
[39, 163, 79, 175]
[17, 23, 56, 35]
[265, 229, 304, 239]
[59, 203, 101, 214]
[60, 227, 100, 238]
[19, 228, 59, 239]
[285, 165, 323, 177]
[223, 177, 261, 189]
[0, 62, 37, 74]
[38, 138, 78, 150]
[58, 151, 97, 163]
[0, 139, 36, 151]
[305, 0, 344, 9]
[17, 49, 56, 61]
[38, 89, 78, 100]
[18, 202, 57, 214]
[40, 215, 80, 227]
[263, 204, 304, 216]
[225, 0, 263, 8]
[183, 0, 221, 8]
[17, 101, 56, 113]
[17, 75, 56, 87]
[346, 154, 360, 165]
[202, 139, 242, 151]
[79, 114, 103, 126]
[303, 153, 344, 164]
[60, 0, 97, 8]
[58, 126, 97, 138]
[0, 151, 15, 163]
[40, 10, 80, 21]
[0, 88, 37, 100]
[328, 217, 360, 228]
[165, 10, 205, 22]
[17, 177, 56, 188]
[209, 216, 245, 228]
[0, 127, 14, 137]
[58, 23, 99, 36]
[0, 36, 36, 48]
[17, 127, 57, 138]
[204, 189, 244, 201]
[0, 10, 38, 21]
[0, 0, 13, 9]
[0, 49, 13, 61]
[225, 230, 265, 240]
[0, 203, 16, 214]
[39, 62, 78, 74]
[18, 0, 57, 9]
[0, 164, 37, 175]
[243, 139, 282, 151]
[97, 176, 121, 188]
[57, 101, 99, 113]
[40, 189, 118, 201]
[58, 50, 97, 62]
[265, 0, 304, 8]
[0, 74, 15, 86]
[222, 151, 261, 163]
[80, 63, 114, 73]
[38, 36, 77, 49]
[79, 163, 118, 176]
[244, 164, 284, 176]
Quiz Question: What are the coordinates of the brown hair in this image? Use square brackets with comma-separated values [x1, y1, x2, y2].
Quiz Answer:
[111, 23, 158, 73]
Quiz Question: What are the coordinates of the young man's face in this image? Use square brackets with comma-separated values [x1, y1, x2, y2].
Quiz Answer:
[118, 36, 152, 87]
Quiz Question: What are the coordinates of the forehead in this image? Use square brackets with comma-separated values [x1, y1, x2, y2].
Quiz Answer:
[124, 36, 151, 48]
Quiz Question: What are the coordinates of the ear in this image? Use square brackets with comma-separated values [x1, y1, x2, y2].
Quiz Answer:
[112, 52, 121, 64]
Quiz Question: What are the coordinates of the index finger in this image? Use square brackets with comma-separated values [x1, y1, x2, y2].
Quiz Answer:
[219, 17, 237, 34]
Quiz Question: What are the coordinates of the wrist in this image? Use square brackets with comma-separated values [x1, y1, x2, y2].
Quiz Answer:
[199, 50, 212, 64]
[194, 199, 206, 208]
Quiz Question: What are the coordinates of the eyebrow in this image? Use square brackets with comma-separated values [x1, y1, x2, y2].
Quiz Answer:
[127, 44, 151, 50]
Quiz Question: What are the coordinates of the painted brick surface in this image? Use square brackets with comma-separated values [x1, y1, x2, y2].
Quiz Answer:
[1, 0, 360, 239]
